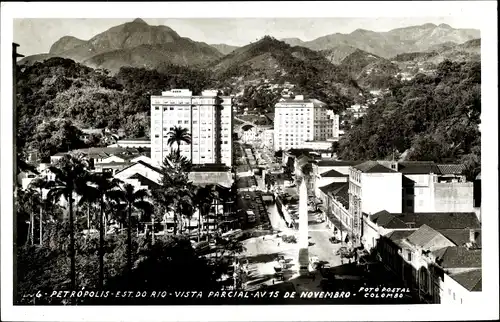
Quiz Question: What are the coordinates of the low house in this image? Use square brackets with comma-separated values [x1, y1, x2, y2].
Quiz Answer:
[318, 182, 352, 242]
[114, 161, 162, 186]
[363, 211, 481, 252]
[375, 218, 482, 304]
[107, 138, 151, 149]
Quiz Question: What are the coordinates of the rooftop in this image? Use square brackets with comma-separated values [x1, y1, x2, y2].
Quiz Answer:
[353, 161, 398, 173]
[386, 230, 414, 247]
[128, 173, 161, 189]
[405, 224, 455, 250]
[318, 182, 349, 209]
[449, 269, 482, 292]
[115, 160, 162, 176]
[370, 211, 480, 230]
[397, 161, 440, 174]
[438, 228, 482, 248]
[118, 137, 150, 143]
[432, 246, 482, 269]
[315, 160, 362, 167]
[320, 169, 348, 178]
[437, 164, 466, 175]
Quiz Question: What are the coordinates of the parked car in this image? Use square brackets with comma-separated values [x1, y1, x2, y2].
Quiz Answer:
[329, 236, 341, 244]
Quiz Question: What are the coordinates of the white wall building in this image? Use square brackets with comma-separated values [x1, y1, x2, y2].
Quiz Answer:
[349, 161, 403, 243]
[150, 89, 233, 167]
[107, 138, 151, 149]
[273, 95, 340, 151]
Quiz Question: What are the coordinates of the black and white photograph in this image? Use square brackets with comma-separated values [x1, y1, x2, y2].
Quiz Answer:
[1, 1, 498, 321]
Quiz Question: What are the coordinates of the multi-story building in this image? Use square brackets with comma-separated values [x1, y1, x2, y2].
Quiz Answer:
[348, 160, 403, 244]
[387, 161, 473, 213]
[273, 95, 339, 151]
[150, 89, 233, 167]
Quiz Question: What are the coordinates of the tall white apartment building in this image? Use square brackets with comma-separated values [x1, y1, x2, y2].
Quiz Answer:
[273, 95, 340, 151]
[150, 89, 233, 167]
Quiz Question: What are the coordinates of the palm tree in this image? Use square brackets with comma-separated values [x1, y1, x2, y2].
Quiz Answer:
[117, 183, 151, 274]
[29, 177, 47, 245]
[193, 185, 215, 242]
[46, 154, 90, 291]
[167, 126, 192, 156]
[87, 172, 123, 289]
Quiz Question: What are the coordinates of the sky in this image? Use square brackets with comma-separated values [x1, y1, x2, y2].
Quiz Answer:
[14, 17, 482, 56]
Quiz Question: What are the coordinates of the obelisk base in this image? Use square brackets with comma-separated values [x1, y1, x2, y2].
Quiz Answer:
[298, 247, 309, 276]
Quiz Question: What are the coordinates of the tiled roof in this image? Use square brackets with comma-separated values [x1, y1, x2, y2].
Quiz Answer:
[370, 210, 401, 227]
[129, 173, 161, 188]
[318, 182, 349, 209]
[386, 230, 414, 242]
[114, 152, 140, 161]
[432, 246, 481, 269]
[397, 161, 440, 174]
[405, 224, 455, 249]
[437, 164, 465, 175]
[331, 183, 350, 209]
[318, 182, 346, 194]
[115, 160, 162, 176]
[353, 161, 398, 173]
[137, 160, 161, 173]
[315, 160, 362, 167]
[438, 229, 482, 248]
[450, 269, 482, 291]
[320, 169, 348, 178]
[372, 212, 480, 230]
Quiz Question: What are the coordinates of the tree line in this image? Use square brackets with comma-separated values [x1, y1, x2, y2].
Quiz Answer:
[337, 59, 481, 180]
[16, 127, 241, 305]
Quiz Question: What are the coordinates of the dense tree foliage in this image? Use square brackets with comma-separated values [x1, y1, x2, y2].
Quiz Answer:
[338, 60, 481, 179]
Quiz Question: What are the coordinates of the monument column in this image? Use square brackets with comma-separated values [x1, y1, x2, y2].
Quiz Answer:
[298, 178, 309, 275]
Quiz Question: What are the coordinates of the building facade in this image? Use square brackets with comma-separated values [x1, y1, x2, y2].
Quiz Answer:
[273, 95, 339, 151]
[150, 89, 233, 167]
[349, 161, 403, 244]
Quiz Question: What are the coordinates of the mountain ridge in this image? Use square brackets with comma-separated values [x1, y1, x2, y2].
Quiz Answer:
[20, 19, 222, 72]
[281, 23, 480, 58]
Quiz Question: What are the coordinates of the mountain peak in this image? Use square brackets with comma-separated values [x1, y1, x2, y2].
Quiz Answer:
[131, 18, 148, 25]
[438, 23, 452, 29]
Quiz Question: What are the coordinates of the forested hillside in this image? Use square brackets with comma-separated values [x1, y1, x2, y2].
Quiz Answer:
[337, 60, 481, 179]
